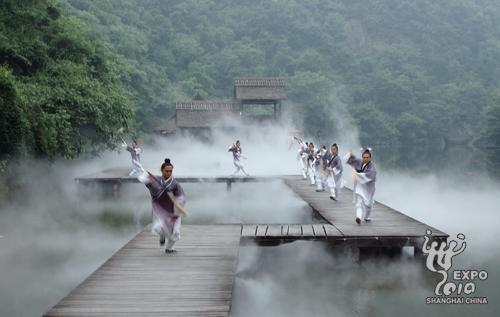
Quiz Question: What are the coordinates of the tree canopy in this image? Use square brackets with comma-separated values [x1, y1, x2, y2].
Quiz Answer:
[2, 0, 500, 164]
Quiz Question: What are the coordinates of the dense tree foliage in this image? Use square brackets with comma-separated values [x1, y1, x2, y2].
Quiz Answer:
[61, 0, 500, 148]
[0, 0, 133, 161]
[2, 0, 500, 165]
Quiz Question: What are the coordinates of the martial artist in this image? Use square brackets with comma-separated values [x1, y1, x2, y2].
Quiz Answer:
[228, 140, 249, 176]
[326, 143, 344, 200]
[122, 139, 143, 176]
[315, 146, 328, 192]
[306, 142, 317, 185]
[137, 158, 186, 253]
[346, 148, 377, 224]
[296, 138, 308, 179]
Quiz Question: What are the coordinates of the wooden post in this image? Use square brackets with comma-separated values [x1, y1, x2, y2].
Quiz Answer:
[113, 182, 122, 198]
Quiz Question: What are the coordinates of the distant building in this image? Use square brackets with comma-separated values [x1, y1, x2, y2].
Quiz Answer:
[155, 77, 286, 136]
[234, 77, 286, 120]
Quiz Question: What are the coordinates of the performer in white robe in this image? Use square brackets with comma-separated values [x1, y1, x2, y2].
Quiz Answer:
[306, 142, 317, 185]
[228, 140, 249, 176]
[315, 146, 328, 192]
[122, 139, 143, 176]
[137, 158, 186, 253]
[346, 148, 376, 224]
[296, 139, 308, 179]
[326, 143, 344, 200]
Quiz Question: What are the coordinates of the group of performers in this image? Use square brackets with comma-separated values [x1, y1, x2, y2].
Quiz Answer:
[119, 136, 376, 254]
[120, 139, 250, 253]
[295, 138, 377, 225]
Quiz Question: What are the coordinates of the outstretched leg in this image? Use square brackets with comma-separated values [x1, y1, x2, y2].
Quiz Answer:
[355, 196, 364, 224]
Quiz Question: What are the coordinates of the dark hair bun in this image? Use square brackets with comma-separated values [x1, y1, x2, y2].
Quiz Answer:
[164, 158, 171, 164]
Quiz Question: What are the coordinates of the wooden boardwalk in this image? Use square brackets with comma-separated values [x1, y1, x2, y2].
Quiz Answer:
[49, 173, 450, 315]
[76, 167, 281, 184]
[241, 224, 341, 240]
[284, 176, 448, 247]
[44, 225, 241, 317]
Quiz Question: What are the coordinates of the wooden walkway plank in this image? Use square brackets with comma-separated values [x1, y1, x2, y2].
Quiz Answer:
[312, 224, 326, 238]
[44, 225, 241, 317]
[265, 225, 282, 237]
[283, 176, 447, 241]
[241, 225, 257, 238]
[287, 224, 302, 237]
[301, 225, 315, 238]
[255, 225, 268, 237]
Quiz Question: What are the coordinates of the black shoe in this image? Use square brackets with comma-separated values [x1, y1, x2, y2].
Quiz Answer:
[165, 249, 177, 254]
[159, 235, 165, 246]
[315, 189, 323, 192]
[329, 196, 336, 201]
[355, 217, 361, 224]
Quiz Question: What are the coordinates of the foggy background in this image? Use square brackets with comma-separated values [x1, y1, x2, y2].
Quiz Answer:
[2, 0, 500, 316]
[1, 122, 499, 316]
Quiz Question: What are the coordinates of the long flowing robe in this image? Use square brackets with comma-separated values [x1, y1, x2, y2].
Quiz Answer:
[346, 155, 376, 220]
[229, 145, 249, 176]
[315, 149, 328, 191]
[306, 147, 317, 185]
[297, 142, 308, 179]
[326, 151, 344, 198]
[143, 174, 186, 247]
[122, 142, 143, 176]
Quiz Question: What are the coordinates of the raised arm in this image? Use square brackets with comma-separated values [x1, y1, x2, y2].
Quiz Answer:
[346, 153, 362, 168]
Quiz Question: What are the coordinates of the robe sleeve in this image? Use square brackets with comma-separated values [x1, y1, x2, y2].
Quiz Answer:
[173, 182, 186, 207]
[144, 175, 162, 194]
[356, 165, 376, 184]
[365, 165, 376, 182]
[355, 173, 372, 184]
[346, 154, 362, 168]
[137, 170, 151, 184]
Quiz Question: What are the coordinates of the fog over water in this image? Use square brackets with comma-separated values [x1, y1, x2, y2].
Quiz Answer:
[0, 123, 499, 316]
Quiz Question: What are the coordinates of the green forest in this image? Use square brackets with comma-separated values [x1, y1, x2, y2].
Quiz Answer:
[2, 0, 500, 166]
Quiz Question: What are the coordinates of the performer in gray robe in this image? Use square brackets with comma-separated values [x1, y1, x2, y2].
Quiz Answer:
[122, 139, 143, 176]
[346, 149, 376, 224]
[326, 143, 344, 200]
[315, 146, 328, 192]
[228, 140, 249, 176]
[306, 142, 317, 185]
[296, 139, 308, 179]
[138, 158, 186, 253]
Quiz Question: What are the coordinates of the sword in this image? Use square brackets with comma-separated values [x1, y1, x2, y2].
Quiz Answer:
[135, 161, 188, 217]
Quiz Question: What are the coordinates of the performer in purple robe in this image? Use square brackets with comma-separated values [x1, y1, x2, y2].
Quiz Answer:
[306, 142, 317, 185]
[326, 143, 344, 200]
[315, 146, 328, 192]
[122, 139, 143, 176]
[296, 139, 308, 179]
[137, 158, 186, 253]
[346, 148, 376, 224]
[228, 140, 249, 176]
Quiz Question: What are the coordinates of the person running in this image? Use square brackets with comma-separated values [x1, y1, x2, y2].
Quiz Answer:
[228, 140, 249, 176]
[137, 158, 187, 253]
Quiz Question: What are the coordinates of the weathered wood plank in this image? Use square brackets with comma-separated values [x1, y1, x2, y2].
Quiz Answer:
[255, 224, 268, 237]
[312, 224, 326, 238]
[284, 176, 448, 240]
[301, 225, 315, 237]
[287, 225, 302, 237]
[44, 225, 241, 317]
[265, 225, 282, 237]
